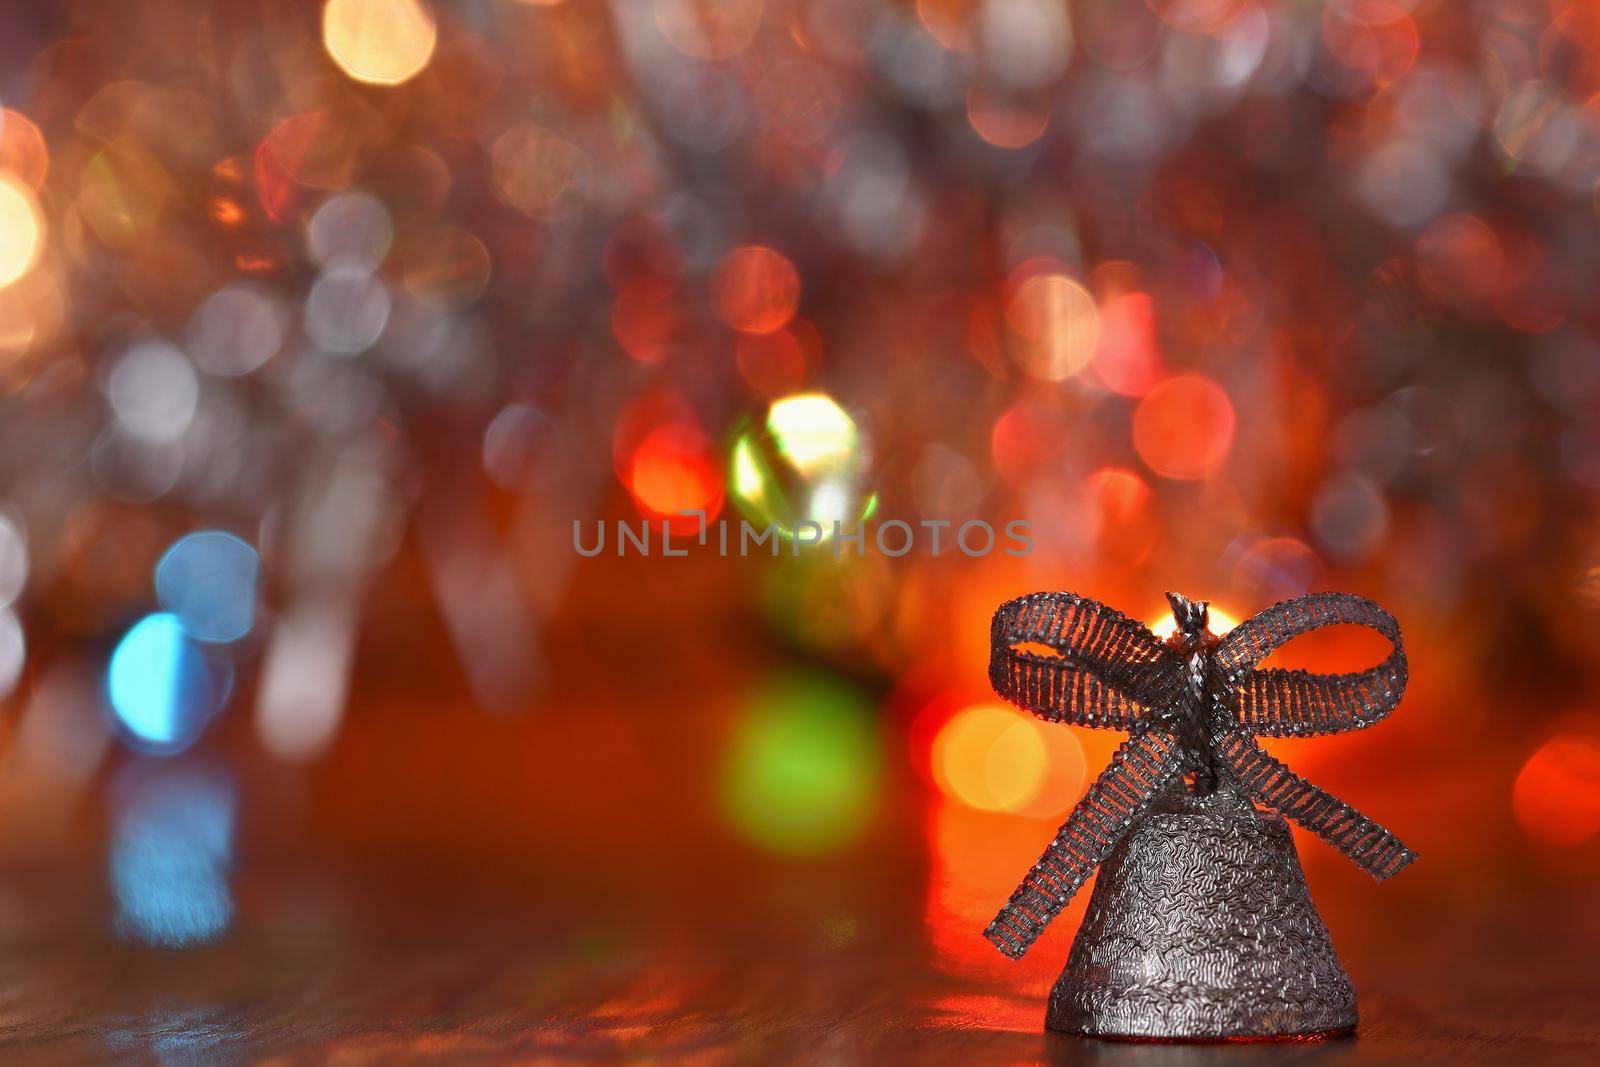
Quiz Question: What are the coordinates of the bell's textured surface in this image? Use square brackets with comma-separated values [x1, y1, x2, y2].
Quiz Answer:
[1047, 781, 1356, 1039]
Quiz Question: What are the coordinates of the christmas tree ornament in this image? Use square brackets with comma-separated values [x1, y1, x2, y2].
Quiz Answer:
[984, 591, 1415, 1040]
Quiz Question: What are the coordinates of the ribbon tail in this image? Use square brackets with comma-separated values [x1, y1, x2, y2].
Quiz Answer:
[984, 729, 1183, 960]
[1214, 731, 1417, 881]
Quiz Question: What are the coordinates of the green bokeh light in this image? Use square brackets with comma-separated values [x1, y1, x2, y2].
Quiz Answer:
[719, 671, 882, 856]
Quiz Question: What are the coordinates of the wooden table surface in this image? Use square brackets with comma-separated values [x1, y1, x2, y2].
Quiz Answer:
[0, 788, 1593, 1066]
[0, 624, 1594, 1065]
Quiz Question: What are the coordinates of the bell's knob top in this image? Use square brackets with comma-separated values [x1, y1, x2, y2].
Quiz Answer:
[1164, 592, 1210, 640]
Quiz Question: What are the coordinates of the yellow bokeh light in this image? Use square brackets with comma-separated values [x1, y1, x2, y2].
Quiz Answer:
[323, 0, 438, 87]
[0, 172, 44, 290]
[765, 393, 857, 473]
[1150, 605, 1239, 639]
[730, 436, 768, 505]
[729, 392, 874, 540]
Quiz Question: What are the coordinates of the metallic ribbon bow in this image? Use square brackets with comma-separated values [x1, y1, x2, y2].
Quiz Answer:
[984, 590, 1416, 960]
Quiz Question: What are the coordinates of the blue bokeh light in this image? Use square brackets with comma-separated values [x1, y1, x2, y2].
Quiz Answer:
[154, 531, 260, 643]
[110, 769, 235, 948]
[108, 613, 214, 753]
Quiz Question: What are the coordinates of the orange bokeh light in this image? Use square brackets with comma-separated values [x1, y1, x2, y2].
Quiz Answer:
[930, 703, 1085, 818]
[0, 109, 49, 191]
[1132, 374, 1235, 480]
[711, 245, 801, 335]
[208, 196, 246, 228]
[1513, 734, 1600, 846]
[1088, 467, 1150, 526]
[1004, 273, 1100, 381]
[916, 0, 978, 51]
[1148, 0, 1247, 34]
[1086, 467, 1156, 562]
[966, 89, 1050, 150]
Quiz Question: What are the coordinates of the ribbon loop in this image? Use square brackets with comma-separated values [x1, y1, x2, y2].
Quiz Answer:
[1214, 593, 1406, 737]
[983, 590, 1415, 960]
[989, 592, 1185, 730]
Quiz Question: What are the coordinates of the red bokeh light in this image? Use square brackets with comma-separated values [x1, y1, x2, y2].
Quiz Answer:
[627, 423, 723, 533]
[1091, 291, 1163, 396]
[711, 245, 801, 335]
[611, 275, 684, 363]
[1322, 3, 1420, 84]
[1416, 214, 1502, 307]
[735, 328, 808, 396]
[1513, 733, 1600, 846]
[991, 399, 1068, 484]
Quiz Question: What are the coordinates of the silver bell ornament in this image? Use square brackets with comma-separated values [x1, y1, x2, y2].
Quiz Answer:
[982, 591, 1415, 1040]
[1047, 779, 1356, 1038]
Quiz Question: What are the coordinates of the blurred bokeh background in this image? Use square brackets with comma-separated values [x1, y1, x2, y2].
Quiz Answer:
[1, 0, 1599, 1058]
